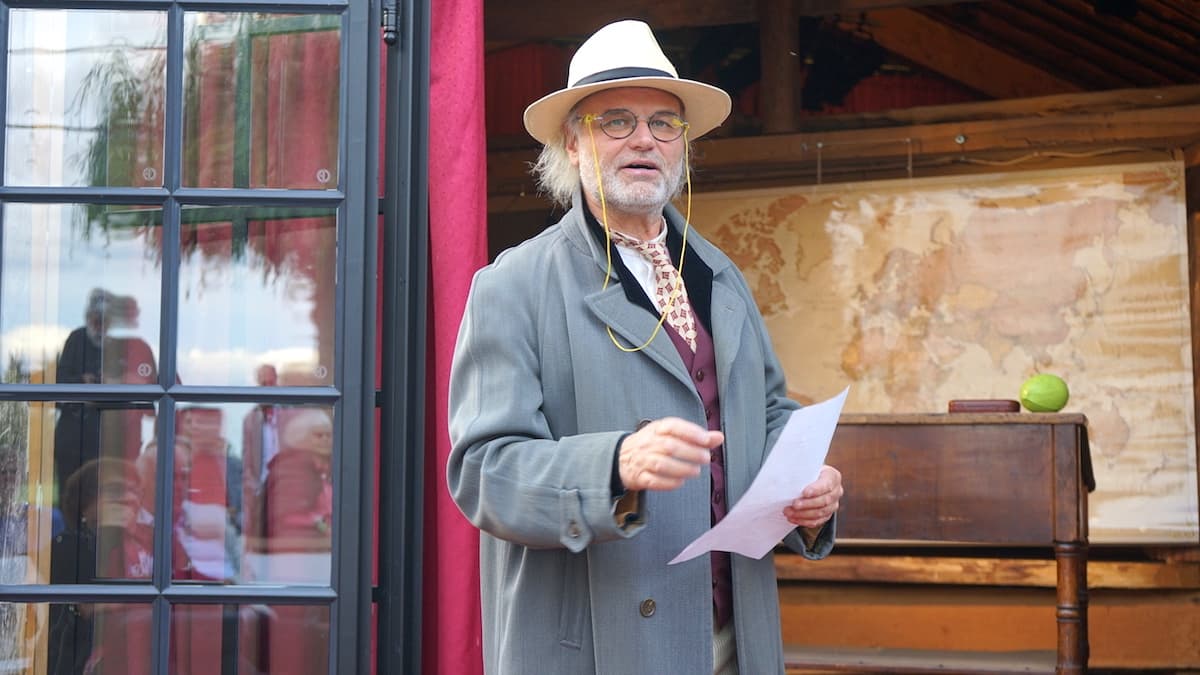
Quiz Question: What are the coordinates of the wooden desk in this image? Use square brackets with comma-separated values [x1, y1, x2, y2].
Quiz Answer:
[813, 413, 1095, 674]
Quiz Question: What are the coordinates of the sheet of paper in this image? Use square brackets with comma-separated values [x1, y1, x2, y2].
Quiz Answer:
[668, 386, 849, 565]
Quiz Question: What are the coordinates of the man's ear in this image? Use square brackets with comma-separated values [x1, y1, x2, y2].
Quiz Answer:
[565, 132, 580, 167]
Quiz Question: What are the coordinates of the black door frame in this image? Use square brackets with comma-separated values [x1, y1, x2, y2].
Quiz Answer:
[0, 0, 430, 672]
[376, 0, 430, 672]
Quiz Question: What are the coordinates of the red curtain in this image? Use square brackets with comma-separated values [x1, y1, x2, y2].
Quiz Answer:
[424, 0, 488, 674]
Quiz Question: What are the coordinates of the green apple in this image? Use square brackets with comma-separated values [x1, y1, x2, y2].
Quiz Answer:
[1020, 373, 1069, 412]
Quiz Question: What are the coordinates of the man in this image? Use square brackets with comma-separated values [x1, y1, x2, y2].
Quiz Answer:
[448, 20, 843, 675]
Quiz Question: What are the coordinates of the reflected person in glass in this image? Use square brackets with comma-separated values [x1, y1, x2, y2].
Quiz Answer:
[241, 364, 281, 561]
[259, 407, 334, 675]
[53, 289, 158, 497]
[49, 458, 153, 675]
[265, 407, 333, 554]
[173, 407, 243, 582]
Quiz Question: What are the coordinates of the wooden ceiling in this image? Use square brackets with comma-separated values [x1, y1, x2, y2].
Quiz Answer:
[484, 0, 1200, 216]
[485, 0, 1200, 127]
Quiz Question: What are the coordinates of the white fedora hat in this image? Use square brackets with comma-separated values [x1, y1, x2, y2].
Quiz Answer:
[523, 20, 732, 145]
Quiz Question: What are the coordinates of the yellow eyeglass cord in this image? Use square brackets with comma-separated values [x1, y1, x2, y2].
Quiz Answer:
[580, 113, 695, 353]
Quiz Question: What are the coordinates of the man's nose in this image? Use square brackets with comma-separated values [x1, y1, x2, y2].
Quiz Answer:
[626, 119, 657, 148]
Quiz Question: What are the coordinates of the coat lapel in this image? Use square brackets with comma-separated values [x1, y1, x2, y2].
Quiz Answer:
[710, 281, 747, 402]
[584, 285, 693, 388]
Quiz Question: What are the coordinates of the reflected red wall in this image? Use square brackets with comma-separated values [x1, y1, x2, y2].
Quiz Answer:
[169, 23, 342, 675]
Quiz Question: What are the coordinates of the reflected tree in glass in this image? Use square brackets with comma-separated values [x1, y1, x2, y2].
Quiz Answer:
[59, 12, 340, 387]
[73, 37, 165, 190]
[5, 10, 166, 188]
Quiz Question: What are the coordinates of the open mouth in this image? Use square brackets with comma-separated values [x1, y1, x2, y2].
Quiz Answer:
[620, 159, 661, 177]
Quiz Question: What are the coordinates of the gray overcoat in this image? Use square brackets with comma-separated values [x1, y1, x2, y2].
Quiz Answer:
[448, 189, 834, 675]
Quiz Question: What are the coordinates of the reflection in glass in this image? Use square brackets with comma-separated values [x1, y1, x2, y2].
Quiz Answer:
[171, 403, 334, 585]
[5, 9, 166, 187]
[170, 405, 240, 582]
[1, 399, 59, 588]
[53, 455, 155, 584]
[170, 603, 329, 674]
[1, 399, 157, 589]
[0, 601, 153, 675]
[54, 403, 158, 586]
[0, 204, 163, 386]
[183, 13, 341, 189]
[177, 208, 337, 386]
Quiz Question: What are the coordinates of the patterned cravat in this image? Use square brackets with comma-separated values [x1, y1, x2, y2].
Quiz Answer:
[610, 230, 698, 351]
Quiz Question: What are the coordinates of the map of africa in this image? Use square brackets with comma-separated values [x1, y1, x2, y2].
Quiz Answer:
[692, 161, 1197, 543]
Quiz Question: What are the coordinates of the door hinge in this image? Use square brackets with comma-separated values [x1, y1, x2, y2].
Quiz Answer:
[382, 0, 399, 45]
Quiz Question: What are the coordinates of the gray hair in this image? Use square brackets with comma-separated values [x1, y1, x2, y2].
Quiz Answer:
[529, 120, 580, 210]
[528, 105, 696, 210]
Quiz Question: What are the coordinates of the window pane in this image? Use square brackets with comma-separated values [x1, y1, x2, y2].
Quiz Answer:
[55, 451, 156, 585]
[54, 401, 157, 584]
[2, 396, 157, 587]
[182, 13, 341, 190]
[1, 400, 55, 587]
[5, 9, 166, 187]
[0, 203, 164, 386]
[171, 603, 329, 675]
[177, 208, 336, 387]
[0, 601, 153, 675]
[172, 402, 334, 585]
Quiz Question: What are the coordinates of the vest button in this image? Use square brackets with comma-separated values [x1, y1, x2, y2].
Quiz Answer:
[639, 598, 656, 618]
[694, 369, 705, 382]
[636, 418, 653, 430]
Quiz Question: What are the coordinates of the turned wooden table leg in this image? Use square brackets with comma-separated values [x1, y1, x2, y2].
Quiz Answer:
[1055, 541, 1088, 674]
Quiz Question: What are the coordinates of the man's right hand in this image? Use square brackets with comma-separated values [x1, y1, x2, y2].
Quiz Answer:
[618, 417, 723, 492]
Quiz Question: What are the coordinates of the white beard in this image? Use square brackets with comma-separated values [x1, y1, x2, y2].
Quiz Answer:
[578, 148, 684, 216]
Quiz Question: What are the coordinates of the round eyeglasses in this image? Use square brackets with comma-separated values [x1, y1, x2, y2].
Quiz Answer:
[579, 109, 689, 142]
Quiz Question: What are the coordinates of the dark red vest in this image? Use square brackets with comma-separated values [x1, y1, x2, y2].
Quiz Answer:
[664, 319, 732, 629]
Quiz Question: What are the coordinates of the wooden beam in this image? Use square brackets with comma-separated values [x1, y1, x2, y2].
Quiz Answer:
[865, 7, 1082, 100]
[485, 1, 756, 45]
[759, 0, 800, 134]
[775, 553, 1200, 590]
[489, 93, 1200, 208]
[780, 584, 1200, 670]
[484, 1, 984, 43]
[1184, 140, 1200, 169]
[798, 0, 978, 12]
[693, 103, 1200, 166]
[793, 84, 1200, 131]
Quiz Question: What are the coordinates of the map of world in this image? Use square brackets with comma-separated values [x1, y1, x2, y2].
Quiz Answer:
[693, 161, 1197, 543]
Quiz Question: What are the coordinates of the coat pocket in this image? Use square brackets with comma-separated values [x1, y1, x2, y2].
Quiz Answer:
[556, 551, 586, 650]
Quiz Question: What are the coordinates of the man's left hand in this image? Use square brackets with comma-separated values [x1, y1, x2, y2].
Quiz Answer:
[783, 464, 843, 529]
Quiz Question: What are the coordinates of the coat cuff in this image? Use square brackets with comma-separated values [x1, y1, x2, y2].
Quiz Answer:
[782, 512, 837, 560]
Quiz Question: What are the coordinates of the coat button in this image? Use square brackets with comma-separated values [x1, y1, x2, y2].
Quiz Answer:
[636, 418, 653, 431]
[639, 598, 656, 618]
[567, 521, 581, 538]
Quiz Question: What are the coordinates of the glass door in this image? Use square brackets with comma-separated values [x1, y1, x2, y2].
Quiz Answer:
[0, 1, 380, 673]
